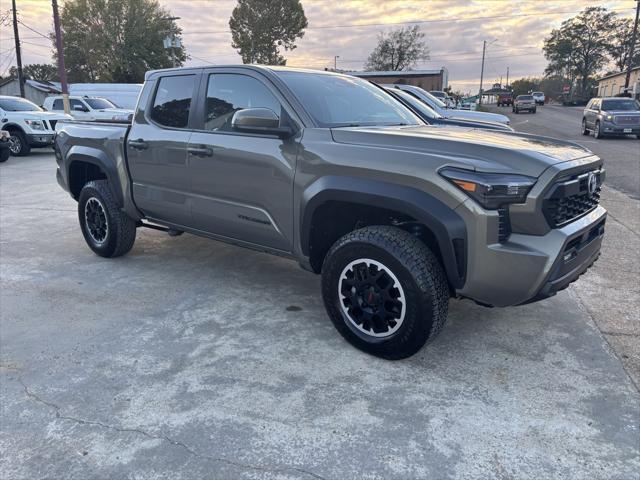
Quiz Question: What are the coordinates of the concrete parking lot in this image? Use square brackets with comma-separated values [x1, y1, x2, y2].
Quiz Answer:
[1, 137, 639, 477]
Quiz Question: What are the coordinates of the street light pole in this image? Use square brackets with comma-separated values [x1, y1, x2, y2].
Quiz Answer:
[334, 55, 339, 70]
[11, 0, 25, 98]
[479, 40, 486, 105]
[51, 0, 70, 114]
[624, 0, 640, 92]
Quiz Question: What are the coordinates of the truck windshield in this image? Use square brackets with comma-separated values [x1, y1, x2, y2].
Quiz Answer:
[0, 97, 42, 112]
[277, 72, 420, 128]
[85, 98, 116, 109]
[601, 99, 640, 111]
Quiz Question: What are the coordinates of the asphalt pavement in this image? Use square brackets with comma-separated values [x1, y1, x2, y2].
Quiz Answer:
[1, 148, 639, 479]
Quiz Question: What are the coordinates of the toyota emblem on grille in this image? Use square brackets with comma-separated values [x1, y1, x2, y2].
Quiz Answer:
[587, 172, 598, 195]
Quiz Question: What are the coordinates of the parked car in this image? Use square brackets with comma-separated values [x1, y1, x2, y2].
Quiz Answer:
[384, 87, 514, 132]
[0, 95, 71, 156]
[387, 84, 510, 124]
[43, 95, 132, 121]
[430, 91, 456, 108]
[0, 130, 10, 162]
[55, 66, 606, 359]
[513, 95, 537, 114]
[532, 92, 545, 105]
[497, 92, 513, 107]
[582, 97, 640, 139]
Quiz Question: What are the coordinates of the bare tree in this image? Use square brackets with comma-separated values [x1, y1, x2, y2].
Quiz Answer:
[364, 26, 430, 71]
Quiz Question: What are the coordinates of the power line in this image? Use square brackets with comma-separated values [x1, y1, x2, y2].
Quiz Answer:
[17, 19, 50, 39]
[180, 7, 635, 35]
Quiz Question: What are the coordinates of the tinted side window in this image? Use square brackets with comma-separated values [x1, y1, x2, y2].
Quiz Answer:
[150, 75, 196, 129]
[52, 99, 63, 110]
[204, 74, 280, 131]
[70, 99, 85, 110]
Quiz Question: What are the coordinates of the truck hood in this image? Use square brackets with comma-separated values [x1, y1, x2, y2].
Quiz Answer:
[443, 109, 510, 125]
[13, 111, 72, 121]
[330, 125, 595, 177]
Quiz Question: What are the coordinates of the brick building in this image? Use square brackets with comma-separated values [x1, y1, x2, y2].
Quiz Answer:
[349, 68, 449, 91]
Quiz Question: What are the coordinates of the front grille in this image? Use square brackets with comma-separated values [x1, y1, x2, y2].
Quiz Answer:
[49, 120, 58, 130]
[615, 115, 640, 125]
[498, 207, 511, 242]
[542, 169, 603, 228]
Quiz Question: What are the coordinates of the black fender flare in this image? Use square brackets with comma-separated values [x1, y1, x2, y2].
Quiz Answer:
[300, 176, 467, 289]
[66, 145, 124, 204]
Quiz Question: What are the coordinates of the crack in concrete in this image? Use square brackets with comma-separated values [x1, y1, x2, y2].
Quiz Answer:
[18, 378, 328, 480]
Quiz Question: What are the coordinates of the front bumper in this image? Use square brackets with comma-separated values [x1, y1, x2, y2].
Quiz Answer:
[26, 132, 55, 147]
[455, 202, 606, 307]
[601, 121, 640, 135]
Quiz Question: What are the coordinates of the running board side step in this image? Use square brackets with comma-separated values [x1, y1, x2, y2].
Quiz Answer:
[138, 222, 184, 236]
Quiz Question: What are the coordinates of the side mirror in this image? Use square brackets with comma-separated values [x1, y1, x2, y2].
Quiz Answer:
[73, 105, 88, 112]
[231, 108, 292, 137]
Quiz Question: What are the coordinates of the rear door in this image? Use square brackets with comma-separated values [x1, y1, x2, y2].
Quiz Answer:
[186, 68, 299, 252]
[127, 72, 199, 226]
[586, 99, 600, 127]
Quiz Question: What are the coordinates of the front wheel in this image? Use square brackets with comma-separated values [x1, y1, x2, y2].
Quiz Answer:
[78, 180, 137, 257]
[321, 226, 449, 359]
[7, 130, 30, 156]
[594, 121, 603, 139]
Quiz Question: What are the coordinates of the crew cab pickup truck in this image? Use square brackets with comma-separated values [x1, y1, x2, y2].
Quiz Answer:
[55, 66, 607, 359]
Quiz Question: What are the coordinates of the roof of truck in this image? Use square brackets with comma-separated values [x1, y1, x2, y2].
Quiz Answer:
[145, 65, 347, 80]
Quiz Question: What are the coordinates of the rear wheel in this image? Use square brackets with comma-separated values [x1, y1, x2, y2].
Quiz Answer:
[532, 108, 536, 114]
[7, 130, 30, 156]
[321, 226, 449, 359]
[78, 180, 136, 258]
[581, 119, 590, 135]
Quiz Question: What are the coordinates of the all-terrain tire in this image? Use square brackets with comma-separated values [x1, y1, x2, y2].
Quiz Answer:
[78, 180, 136, 258]
[321, 226, 449, 359]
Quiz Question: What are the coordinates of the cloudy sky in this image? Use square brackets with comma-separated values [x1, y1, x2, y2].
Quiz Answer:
[0, 0, 637, 93]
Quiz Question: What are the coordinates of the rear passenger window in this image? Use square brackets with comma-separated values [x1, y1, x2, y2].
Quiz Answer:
[204, 74, 280, 131]
[150, 75, 195, 129]
[52, 99, 63, 110]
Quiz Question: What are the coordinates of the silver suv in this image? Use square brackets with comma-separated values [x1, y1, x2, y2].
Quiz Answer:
[582, 97, 640, 139]
[513, 95, 537, 114]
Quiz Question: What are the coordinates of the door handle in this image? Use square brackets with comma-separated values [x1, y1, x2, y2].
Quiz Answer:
[187, 146, 213, 157]
[128, 139, 148, 150]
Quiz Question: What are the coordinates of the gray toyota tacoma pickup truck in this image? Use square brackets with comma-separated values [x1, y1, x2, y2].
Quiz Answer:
[55, 66, 606, 359]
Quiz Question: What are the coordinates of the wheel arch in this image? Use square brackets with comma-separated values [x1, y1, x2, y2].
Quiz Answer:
[66, 146, 122, 203]
[300, 176, 467, 289]
[1, 123, 26, 135]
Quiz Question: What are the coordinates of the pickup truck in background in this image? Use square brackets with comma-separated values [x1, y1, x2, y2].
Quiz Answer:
[43, 95, 132, 122]
[55, 66, 606, 359]
[497, 92, 513, 107]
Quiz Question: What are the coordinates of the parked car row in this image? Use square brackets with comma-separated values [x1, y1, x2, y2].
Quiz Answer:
[0, 94, 134, 158]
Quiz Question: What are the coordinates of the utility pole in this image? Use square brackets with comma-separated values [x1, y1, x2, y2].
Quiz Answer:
[11, 0, 25, 98]
[506, 67, 509, 88]
[478, 40, 486, 105]
[334, 55, 339, 71]
[624, 0, 640, 92]
[52, 0, 70, 114]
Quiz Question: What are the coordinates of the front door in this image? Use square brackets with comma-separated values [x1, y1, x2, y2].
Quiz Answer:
[126, 73, 199, 226]
[187, 70, 298, 252]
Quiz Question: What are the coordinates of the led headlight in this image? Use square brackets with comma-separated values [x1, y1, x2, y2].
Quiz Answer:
[605, 114, 613, 121]
[440, 168, 536, 209]
[25, 119, 45, 130]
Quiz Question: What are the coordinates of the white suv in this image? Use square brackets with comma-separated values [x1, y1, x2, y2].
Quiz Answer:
[43, 95, 132, 121]
[0, 96, 71, 156]
[532, 91, 545, 105]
